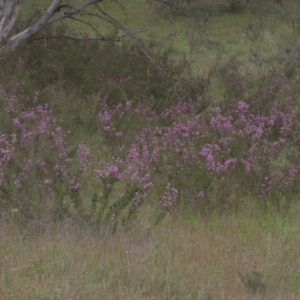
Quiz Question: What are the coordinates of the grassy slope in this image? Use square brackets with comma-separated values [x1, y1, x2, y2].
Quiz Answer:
[21, 0, 296, 77]
[1, 1, 300, 299]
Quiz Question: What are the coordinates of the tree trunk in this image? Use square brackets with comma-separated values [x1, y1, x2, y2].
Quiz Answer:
[0, 0, 20, 45]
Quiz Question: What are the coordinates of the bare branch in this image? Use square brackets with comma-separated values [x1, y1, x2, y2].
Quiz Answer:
[29, 34, 122, 43]
[48, 0, 103, 23]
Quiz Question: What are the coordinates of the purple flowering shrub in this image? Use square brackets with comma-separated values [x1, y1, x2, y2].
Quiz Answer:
[0, 71, 300, 227]
[95, 71, 300, 214]
[183, 73, 300, 211]
[0, 88, 84, 220]
[0, 87, 157, 229]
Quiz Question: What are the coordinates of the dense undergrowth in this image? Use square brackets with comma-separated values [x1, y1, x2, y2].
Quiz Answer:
[1, 1, 300, 231]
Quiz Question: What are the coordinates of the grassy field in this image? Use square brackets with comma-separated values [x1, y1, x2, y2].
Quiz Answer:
[1, 206, 300, 299]
[1, 1, 300, 299]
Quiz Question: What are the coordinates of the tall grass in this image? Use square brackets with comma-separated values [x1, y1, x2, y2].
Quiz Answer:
[1, 207, 300, 299]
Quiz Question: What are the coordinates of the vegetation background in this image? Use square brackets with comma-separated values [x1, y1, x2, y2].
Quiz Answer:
[1, 0, 300, 299]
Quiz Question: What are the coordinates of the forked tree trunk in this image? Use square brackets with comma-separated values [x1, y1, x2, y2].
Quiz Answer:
[0, 0, 101, 51]
[0, 0, 69, 54]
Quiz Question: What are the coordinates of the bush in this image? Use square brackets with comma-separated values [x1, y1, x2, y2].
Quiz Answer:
[1, 11, 300, 229]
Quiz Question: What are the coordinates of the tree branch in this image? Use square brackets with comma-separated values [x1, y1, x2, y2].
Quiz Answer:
[29, 34, 122, 43]
[5, 0, 102, 49]
[48, 0, 102, 23]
